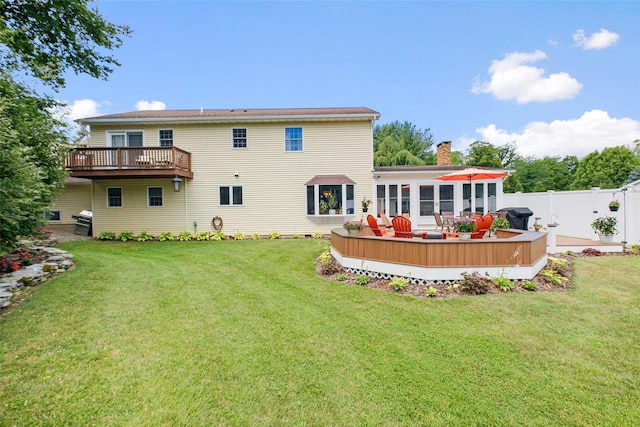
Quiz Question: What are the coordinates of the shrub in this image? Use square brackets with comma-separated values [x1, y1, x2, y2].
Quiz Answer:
[355, 275, 370, 286]
[390, 277, 408, 291]
[158, 232, 174, 242]
[336, 273, 347, 281]
[492, 274, 514, 292]
[177, 231, 193, 241]
[292, 233, 301, 239]
[548, 256, 568, 270]
[118, 231, 135, 242]
[137, 231, 154, 242]
[540, 269, 567, 286]
[522, 281, 538, 291]
[233, 232, 245, 240]
[99, 231, 116, 241]
[447, 283, 460, 293]
[311, 231, 324, 239]
[195, 232, 211, 241]
[630, 244, 640, 255]
[425, 286, 437, 297]
[319, 250, 332, 265]
[211, 231, 226, 241]
[268, 231, 281, 240]
[460, 272, 493, 295]
[582, 247, 603, 256]
[251, 233, 260, 240]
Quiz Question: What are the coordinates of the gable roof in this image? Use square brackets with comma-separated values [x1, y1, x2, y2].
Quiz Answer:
[80, 107, 380, 125]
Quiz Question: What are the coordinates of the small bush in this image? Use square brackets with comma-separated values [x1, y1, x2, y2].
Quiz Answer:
[390, 277, 408, 291]
[492, 275, 514, 292]
[522, 281, 538, 291]
[195, 232, 211, 241]
[355, 275, 370, 286]
[548, 256, 568, 270]
[158, 232, 174, 242]
[251, 233, 260, 240]
[460, 272, 494, 295]
[630, 244, 640, 255]
[319, 250, 332, 265]
[561, 250, 573, 256]
[99, 232, 116, 241]
[447, 283, 460, 293]
[336, 273, 347, 281]
[137, 231, 154, 242]
[425, 286, 437, 297]
[118, 231, 135, 242]
[233, 232, 245, 240]
[211, 231, 226, 241]
[540, 269, 567, 286]
[292, 233, 301, 239]
[268, 231, 281, 240]
[177, 231, 193, 241]
[582, 247, 603, 256]
[311, 231, 324, 239]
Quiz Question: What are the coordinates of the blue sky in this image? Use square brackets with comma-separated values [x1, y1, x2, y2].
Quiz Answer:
[60, 0, 640, 159]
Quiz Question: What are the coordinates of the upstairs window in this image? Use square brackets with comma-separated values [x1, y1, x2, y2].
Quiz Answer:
[285, 127, 302, 151]
[232, 128, 247, 148]
[109, 131, 142, 147]
[220, 186, 243, 206]
[159, 129, 173, 147]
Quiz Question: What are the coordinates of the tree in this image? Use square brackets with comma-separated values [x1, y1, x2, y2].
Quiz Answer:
[0, 1, 130, 250]
[464, 141, 503, 168]
[0, 0, 131, 89]
[570, 146, 640, 190]
[373, 121, 435, 166]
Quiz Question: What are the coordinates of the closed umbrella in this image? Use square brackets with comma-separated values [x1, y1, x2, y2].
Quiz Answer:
[436, 168, 509, 212]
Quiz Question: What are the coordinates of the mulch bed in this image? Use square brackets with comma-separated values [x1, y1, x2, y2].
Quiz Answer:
[317, 249, 637, 299]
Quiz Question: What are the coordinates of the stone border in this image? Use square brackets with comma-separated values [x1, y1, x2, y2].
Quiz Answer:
[0, 247, 74, 312]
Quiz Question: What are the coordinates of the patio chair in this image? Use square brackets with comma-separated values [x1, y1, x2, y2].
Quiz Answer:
[471, 214, 493, 239]
[391, 215, 413, 238]
[433, 212, 445, 233]
[367, 215, 388, 236]
[379, 213, 394, 229]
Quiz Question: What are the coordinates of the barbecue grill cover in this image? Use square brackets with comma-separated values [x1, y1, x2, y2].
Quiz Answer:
[498, 207, 534, 230]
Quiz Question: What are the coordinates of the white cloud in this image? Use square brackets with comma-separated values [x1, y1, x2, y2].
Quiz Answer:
[135, 100, 166, 110]
[573, 28, 620, 50]
[472, 50, 582, 103]
[66, 99, 102, 120]
[457, 110, 640, 159]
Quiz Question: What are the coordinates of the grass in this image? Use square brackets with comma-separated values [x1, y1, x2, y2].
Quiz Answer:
[1, 240, 639, 426]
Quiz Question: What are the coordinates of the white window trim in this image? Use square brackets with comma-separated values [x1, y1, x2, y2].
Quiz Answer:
[284, 126, 303, 152]
[158, 129, 174, 147]
[219, 185, 243, 206]
[107, 187, 123, 208]
[307, 183, 355, 217]
[147, 186, 164, 208]
[105, 130, 145, 147]
[231, 128, 248, 149]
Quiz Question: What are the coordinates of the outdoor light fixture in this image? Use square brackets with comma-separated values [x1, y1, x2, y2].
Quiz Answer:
[172, 176, 183, 192]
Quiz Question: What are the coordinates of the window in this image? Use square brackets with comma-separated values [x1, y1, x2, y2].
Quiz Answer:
[159, 129, 173, 147]
[46, 210, 61, 222]
[232, 128, 247, 148]
[148, 187, 163, 207]
[306, 184, 355, 215]
[439, 185, 454, 214]
[376, 185, 386, 217]
[220, 186, 243, 206]
[285, 127, 302, 151]
[488, 183, 497, 212]
[107, 188, 122, 207]
[419, 185, 434, 216]
[109, 131, 143, 147]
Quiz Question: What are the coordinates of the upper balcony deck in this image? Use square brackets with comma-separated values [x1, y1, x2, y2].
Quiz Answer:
[65, 147, 193, 179]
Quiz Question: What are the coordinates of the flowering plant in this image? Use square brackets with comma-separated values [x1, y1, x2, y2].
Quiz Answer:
[454, 217, 476, 233]
[343, 220, 364, 231]
[609, 199, 620, 207]
[361, 197, 371, 208]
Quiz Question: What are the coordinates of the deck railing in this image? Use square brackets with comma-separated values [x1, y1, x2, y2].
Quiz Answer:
[65, 147, 191, 172]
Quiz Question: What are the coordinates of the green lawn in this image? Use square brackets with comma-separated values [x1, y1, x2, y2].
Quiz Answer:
[1, 240, 639, 426]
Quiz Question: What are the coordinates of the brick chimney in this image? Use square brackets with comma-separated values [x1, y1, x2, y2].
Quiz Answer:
[436, 141, 452, 165]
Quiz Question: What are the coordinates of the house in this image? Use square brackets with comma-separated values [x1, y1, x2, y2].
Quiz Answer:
[54, 107, 381, 236]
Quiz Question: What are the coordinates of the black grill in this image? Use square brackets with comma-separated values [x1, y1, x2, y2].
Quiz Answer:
[71, 210, 93, 236]
[498, 207, 534, 230]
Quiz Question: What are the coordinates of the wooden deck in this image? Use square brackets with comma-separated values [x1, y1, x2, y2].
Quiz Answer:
[65, 147, 193, 179]
[330, 228, 548, 283]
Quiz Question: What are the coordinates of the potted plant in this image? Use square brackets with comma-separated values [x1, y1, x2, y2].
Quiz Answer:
[454, 217, 476, 240]
[343, 220, 364, 235]
[361, 196, 371, 213]
[490, 217, 510, 235]
[532, 217, 542, 232]
[591, 216, 618, 243]
[609, 199, 620, 212]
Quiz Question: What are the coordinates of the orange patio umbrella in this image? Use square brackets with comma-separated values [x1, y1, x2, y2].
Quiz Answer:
[436, 167, 509, 210]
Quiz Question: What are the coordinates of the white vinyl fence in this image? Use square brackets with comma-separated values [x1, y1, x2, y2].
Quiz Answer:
[502, 182, 639, 246]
